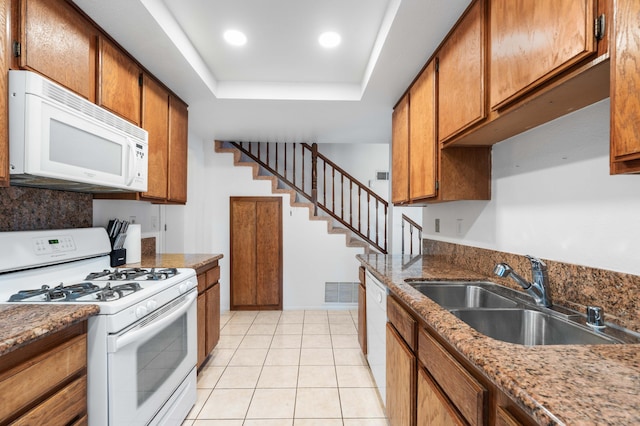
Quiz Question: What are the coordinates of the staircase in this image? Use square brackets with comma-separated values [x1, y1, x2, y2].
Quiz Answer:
[215, 140, 388, 254]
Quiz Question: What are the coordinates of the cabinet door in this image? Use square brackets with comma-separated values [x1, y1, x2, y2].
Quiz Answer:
[167, 96, 189, 203]
[409, 61, 437, 200]
[205, 283, 220, 355]
[1, 0, 9, 186]
[611, 0, 640, 170]
[490, 0, 597, 109]
[386, 323, 416, 426]
[392, 95, 409, 204]
[197, 292, 206, 369]
[417, 368, 465, 426]
[255, 199, 282, 307]
[438, 0, 485, 143]
[98, 37, 141, 125]
[141, 75, 169, 200]
[19, 0, 96, 100]
[358, 283, 366, 354]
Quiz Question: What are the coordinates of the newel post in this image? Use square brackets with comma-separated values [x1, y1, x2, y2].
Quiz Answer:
[311, 143, 318, 215]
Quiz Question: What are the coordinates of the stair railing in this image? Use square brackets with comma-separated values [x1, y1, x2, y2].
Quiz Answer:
[401, 214, 422, 255]
[228, 141, 388, 254]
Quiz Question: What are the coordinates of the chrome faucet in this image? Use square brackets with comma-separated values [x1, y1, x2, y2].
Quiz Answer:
[493, 255, 552, 307]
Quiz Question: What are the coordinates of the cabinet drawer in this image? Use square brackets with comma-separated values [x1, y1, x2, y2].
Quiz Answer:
[206, 266, 220, 286]
[418, 328, 486, 426]
[387, 296, 416, 350]
[0, 334, 86, 421]
[12, 375, 87, 426]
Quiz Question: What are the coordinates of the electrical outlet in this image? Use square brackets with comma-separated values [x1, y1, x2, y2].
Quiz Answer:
[435, 218, 440, 233]
[151, 215, 158, 230]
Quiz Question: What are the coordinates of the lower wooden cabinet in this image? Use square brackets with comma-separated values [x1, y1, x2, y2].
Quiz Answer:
[382, 291, 542, 426]
[196, 261, 221, 369]
[418, 328, 487, 425]
[381, 289, 543, 426]
[417, 367, 465, 426]
[358, 266, 367, 354]
[0, 321, 88, 425]
[386, 323, 416, 426]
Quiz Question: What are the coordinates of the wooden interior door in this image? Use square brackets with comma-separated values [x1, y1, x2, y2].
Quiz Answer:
[230, 197, 283, 310]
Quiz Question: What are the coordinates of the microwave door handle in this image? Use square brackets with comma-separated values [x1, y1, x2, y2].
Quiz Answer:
[112, 292, 196, 352]
[126, 138, 136, 186]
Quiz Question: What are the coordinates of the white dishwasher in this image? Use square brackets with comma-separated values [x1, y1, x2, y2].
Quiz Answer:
[365, 270, 388, 405]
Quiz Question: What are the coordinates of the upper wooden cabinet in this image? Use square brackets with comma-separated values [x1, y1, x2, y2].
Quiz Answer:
[141, 75, 169, 201]
[1, 0, 9, 187]
[610, 0, 640, 174]
[391, 59, 490, 205]
[168, 96, 189, 203]
[98, 36, 142, 125]
[490, 0, 598, 110]
[437, 0, 486, 144]
[16, 0, 97, 101]
[409, 61, 437, 201]
[391, 95, 409, 204]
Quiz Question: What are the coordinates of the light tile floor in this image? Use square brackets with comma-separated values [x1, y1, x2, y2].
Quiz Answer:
[183, 310, 388, 426]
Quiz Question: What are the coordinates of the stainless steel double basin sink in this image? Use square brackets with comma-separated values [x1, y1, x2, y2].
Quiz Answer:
[406, 280, 639, 346]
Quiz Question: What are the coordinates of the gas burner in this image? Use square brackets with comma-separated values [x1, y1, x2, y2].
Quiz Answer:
[112, 268, 150, 280]
[62, 282, 102, 300]
[95, 282, 142, 302]
[146, 268, 178, 280]
[85, 270, 113, 280]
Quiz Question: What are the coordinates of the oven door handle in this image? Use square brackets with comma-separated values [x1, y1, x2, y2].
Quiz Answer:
[112, 292, 196, 352]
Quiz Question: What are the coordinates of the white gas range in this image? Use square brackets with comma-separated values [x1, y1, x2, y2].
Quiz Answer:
[0, 227, 198, 426]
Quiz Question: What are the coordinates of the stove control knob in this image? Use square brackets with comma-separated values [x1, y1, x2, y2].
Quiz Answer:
[146, 300, 158, 311]
[179, 282, 190, 294]
[135, 306, 148, 318]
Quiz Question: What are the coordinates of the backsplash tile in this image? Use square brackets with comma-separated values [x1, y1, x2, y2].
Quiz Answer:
[424, 239, 640, 333]
[0, 187, 92, 231]
[141, 237, 156, 256]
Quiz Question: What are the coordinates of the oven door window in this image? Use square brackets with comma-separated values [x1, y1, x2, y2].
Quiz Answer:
[107, 292, 196, 425]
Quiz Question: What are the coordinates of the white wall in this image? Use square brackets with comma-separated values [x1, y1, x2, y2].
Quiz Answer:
[93, 199, 163, 249]
[318, 143, 390, 187]
[423, 99, 640, 275]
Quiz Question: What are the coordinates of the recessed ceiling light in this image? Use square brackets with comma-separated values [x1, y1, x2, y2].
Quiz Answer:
[224, 30, 247, 46]
[318, 31, 341, 48]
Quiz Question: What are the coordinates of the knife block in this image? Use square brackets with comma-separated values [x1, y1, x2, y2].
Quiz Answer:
[110, 248, 127, 267]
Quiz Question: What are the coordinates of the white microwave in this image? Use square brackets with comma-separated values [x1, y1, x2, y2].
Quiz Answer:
[8, 70, 148, 193]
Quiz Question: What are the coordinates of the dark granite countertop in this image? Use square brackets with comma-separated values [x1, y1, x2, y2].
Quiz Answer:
[358, 253, 640, 425]
[126, 253, 223, 273]
[0, 304, 99, 356]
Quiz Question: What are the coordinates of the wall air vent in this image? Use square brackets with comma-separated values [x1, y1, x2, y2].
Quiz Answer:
[324, 282, 359, 303]
[376, 171, 389, 181]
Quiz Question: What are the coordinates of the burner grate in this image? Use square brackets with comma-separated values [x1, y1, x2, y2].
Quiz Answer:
[8, 282, 102, 302]
[95, 282, 142, 302]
